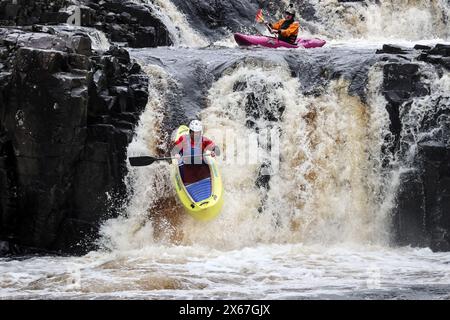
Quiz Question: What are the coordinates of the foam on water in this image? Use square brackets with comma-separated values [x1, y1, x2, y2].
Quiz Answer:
[1, 244, 450, 299]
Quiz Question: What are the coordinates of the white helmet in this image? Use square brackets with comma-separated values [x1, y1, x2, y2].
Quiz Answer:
[189, 120, 203, 133]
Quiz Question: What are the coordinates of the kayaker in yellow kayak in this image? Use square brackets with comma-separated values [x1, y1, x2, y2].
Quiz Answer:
[128, 122, 223, 221]
[170, 123, 224, 221]
[266, 6, 299, 44]
[172, 120, 217, 184]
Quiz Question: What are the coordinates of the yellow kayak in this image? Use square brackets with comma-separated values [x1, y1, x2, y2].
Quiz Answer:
[171, 125, 224, 221]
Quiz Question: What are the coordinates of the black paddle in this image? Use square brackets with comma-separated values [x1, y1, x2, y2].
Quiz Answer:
[129, 156, 174, 167]
[129, 152, 219, 167]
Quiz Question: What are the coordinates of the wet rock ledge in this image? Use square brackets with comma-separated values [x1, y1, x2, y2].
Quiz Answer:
[0, 0, 171, 48]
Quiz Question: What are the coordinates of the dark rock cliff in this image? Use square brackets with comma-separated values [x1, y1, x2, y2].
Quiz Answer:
[0, 27, 149, 254]
[377, 44, 450, 251]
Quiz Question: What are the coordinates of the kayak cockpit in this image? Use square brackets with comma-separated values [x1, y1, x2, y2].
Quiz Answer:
[179, 163, 212, 202]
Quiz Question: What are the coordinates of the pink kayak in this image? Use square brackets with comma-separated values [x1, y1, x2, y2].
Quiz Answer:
[234, 33, 326, 49]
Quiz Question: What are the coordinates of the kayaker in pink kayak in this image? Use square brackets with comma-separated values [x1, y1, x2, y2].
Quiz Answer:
[233, 5, 325, 49]
[266, 6, 299, 44]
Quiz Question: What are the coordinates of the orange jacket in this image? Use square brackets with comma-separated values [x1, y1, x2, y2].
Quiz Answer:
[270, 19, 299, 39]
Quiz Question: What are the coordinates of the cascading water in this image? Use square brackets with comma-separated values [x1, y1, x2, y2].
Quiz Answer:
[1, 0, 450, 300]
[86, 29, 112, 52]
[99, 65, 181, 251]
[176, 62, 393, 248]
[134, 0, 208, 47]
[98, 58, 392, 251]
[284, 0, 450, 42]
[266, 69, 394, 246]
[398, 72, 450, 165]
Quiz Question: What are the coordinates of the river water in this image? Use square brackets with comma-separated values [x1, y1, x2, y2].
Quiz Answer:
[1, 0, 450, 299]
[1, 245, 450, 299]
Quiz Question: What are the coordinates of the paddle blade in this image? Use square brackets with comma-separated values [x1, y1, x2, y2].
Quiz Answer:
[255, 9, 265, 23]
[129, 156, 156, 167]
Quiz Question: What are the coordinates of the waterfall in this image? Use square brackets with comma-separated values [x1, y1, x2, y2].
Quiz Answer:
[99, 65, 179, 251]
[100, 56, 396, 250]
[309, 0, 450, 41]
[133, 0, 209, 47]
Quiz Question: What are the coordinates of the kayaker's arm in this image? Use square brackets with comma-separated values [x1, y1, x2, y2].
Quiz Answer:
[203, 137, 220, 157]
[270, 20, 283, 31]
[265, 24, 278, 35]
[171, 135, 184, 157]
[268, 19, 284, 35]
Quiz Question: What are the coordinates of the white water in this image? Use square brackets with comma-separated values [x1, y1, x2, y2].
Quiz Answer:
[1, 0, 450, 300]
[87, 29, 111, 52]
[188, 62, 393, 248]
[135, 0, 208, 47]
[100, 59, 393, 251]
[99, 65, 178, 251]
[281, 0, 450, 42]
[1, 245, 450, 299]
[399, 72, 450, 164]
